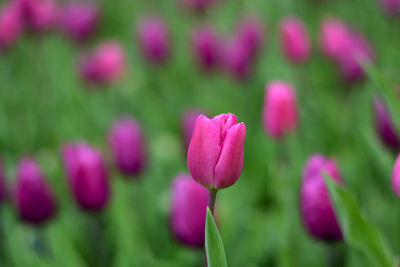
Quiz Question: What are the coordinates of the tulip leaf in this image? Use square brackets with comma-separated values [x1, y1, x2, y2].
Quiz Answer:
[205, 207, 228, 267]
[324, 174, 397, 267]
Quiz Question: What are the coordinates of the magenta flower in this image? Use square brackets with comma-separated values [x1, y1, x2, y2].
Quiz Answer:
[300, 154, 343, 242]
[182, 110, 203, 153]
[320, 17, 349, 61]
[170, 173, 209, 247]
[280, 16, 311, 63]
[79, 41, 125, 85]
[379, 0, 400, 16]
[392, 154, 400, 196]
[262, 81, 298, 139]
[223, 37, 252, 80]
[15, 157, 57, 225]
[58, 2, 99, 42]
[187, 113, 246, 190]
[137, 16, 170, 64]
[373, 96, 400, 151]
[191, 25, 221, 70]
[109, 117, 147, 177]
[235, 16, 265, 59]
[61, 142, 110, 212]
[18, 0, 58, 32]
[0, 2, 22, 51]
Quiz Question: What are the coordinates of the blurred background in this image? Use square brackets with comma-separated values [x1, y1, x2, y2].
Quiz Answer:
[0, 0, 400, 266]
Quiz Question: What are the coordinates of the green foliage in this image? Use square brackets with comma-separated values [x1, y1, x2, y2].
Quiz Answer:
[205, 208, 228, 267]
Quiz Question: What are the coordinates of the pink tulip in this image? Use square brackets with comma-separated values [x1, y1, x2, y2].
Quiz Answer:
[18, 0, 58, 32]
[182, 110, 203, 153]
[187, 113, 246, 190]
[300, 154, 343, 241]
[235, 16, 265, 59]
[223, 37, 252, 80]
[262, 81, 298, 139]
[320, 17, 349, 61]
[108, 117, 147, 177]
[170, 173, 209, 247]
[79, 41, 125, 85]
[392, 154, 400, 196]
[0, 2, 22, 50]
[191, 25, 221, 70]
[280, 16, 311, 63]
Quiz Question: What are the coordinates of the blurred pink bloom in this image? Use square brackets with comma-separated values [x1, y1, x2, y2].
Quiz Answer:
[280, 16, 311, 63]
[320, 18, 349, 60]
[182, 110, 203, 153]
[109, 117, 147, 177]
[236, 16, 265, 59]
[187, 113, 246, 190]
[262, 81, 298, 139]
[137, 16, 170, 64]
[392, 154, 400, 196]
[170, 173, 209, 247]
[0, 2, 22, 50]
[79, 41, 125, 85]
[18, 0, 58, 32]
[300, 154, 343, 242]
[58, 2, 99, 42]
[191, 25, 221, 70]
[379, 0, 400, 16]
[15, 157, 57, 225]
[61, 142, 110, 212]
[223, 37, 252, 80]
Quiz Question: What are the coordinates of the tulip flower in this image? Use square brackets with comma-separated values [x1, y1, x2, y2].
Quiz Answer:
[170, 173, 209, 247]
[191, 25, 221, 70]
[223, 38, 252, 80]
[235, 16, 265, 59]
[137, 16, 170, 64]
[262, 81, 298, 139]
[15, 157, 57, 225]
[379, 0, 400, 16]
[79, 41, 125, 85]
[61, 142, 110, 212]
[280, 16, 311, 63]
[392, 154, 400, 196]
[58, 2, 99, 42]
[320, 17, 349, 61]
[108, 117, 147, 177]
[373, 96, 400, 151]
[182, 110, 203, 153]
[18, 0, 58, 32]
[300, 154, 343, 241]
[0, 2, 22, 51]
[187, 113, 246, 191]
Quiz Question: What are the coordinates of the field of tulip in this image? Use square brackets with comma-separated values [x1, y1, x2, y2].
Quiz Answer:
[1, 0, 400, 266]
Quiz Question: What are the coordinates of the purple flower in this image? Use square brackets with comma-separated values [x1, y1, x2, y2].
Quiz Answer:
[191, 25, 221, 70]
[170, 173, 209, 247]
[109, 117, 147, 177]
[15, 157, 57, 225]
[18, 0, 58, 32]
[187, 113, 246, 190]
[222, 37, 252, 80]
[0, 2, 22, 51]
[392, 153, 400, 196]
[235, 16, 265, 59]
[300, 154, 343, 242]
[61, 142, 110, 212]
[379, 0, 400, 16]
[280, 16, 311, 63]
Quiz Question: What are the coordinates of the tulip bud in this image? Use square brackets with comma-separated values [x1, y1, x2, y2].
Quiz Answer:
[300, 154, 343, 242]
[79, 41, 125, 85]
[187, 113, 246, 190]
[223, 38, 252, 80]
[181, 0, 215, 13]
[0, 2, 22, 51]
[320, 17, 349, 61]
[58, 2, 99, 42]
[108, 117, 147, 177]
[182, 110, 202, 153]
[61, 142, 110, 212]
[379, 0, 400, 16]
[191, 25, 221, 70]
[170, 173, 209, 247]
[18, 0, 58, 32]
[262, 81, 298, 139]
[236, 16, 265, 59]
[280, 16, 311, 63]
[373, 96, 400, 151]
[15, 157, 57, 225]
[137, 16, 170, 64]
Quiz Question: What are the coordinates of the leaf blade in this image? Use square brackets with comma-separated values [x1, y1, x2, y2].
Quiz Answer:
[205, 207, 228, 267]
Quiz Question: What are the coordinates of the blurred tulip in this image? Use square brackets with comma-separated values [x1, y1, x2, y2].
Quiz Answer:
[191, 25, 221, 70]
[137, 16, 170, 64]
[170, 173, 209, 247]
[62, 142, 110, 212]
[223, 38, 252, 80]
[18, 0, 58, 32]
[58, 2, 98, 42]
[373, 96, 400, 151]
[320, 17, 349, 60]
[379, 0, 400, 16]
[300, 154, 343, 242]
[79, 41, 125, 85]
[236, 16, 265, 59]
[0, 2, 22, 50]
[280, 16, 311, 63]
[181, 0, 215, 13]
[187, 113, 246, 190]
[392, 154, 400, 196]
[109, 117, 147, 177]
[15, 157, 57, 225]
[262, 81, 298, 139]
[182, 110, 202, 153]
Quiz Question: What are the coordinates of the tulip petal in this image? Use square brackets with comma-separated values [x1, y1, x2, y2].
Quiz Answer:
[214, 122, 246, 189]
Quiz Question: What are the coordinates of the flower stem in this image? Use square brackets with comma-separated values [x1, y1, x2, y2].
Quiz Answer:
[208, 189, 217, 216]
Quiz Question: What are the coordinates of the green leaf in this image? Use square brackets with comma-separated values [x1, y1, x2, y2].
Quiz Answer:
[324, 174, 397, 267]
[205, 207, 228, 267]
